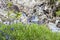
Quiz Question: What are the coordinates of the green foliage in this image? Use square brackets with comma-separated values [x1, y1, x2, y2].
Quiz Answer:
[6, 10, 22, 20]
[56, 11, 60, 16]
[15, 12, 22, 19]
[7, 2, 12, 8]
[0, 23, 60, 40]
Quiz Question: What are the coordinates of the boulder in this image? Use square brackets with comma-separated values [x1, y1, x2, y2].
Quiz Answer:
[56, 21, 60, 28]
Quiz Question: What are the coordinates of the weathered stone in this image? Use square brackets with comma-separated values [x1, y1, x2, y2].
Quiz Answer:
[56, 21, 60, 28]
[0, 0, 60, 25]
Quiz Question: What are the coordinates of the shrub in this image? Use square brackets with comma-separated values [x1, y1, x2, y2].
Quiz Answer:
[56, 11, 60, 16]
[0, 23, 60, 40]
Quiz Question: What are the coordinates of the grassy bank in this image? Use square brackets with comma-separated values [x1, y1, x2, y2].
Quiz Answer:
[0, 23, 60, 40]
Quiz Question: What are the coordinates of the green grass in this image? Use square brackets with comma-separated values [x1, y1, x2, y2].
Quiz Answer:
[0, 23, 60, 40]
[56, 11, 60, 16]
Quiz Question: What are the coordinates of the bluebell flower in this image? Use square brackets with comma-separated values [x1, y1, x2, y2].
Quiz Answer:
[1, 32, 5, 36]
[5, 35, 9, 40]
[0, 30, 5, 36]
[10, 28, 14, 31]
[0, 30, 2, 32]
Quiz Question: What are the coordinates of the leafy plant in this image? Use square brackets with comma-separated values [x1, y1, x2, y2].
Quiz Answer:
[15, 12, 22, 20]
[7, 2, 13, 8]
[56, 11, 60, 16]
[0, 23, 60, 40]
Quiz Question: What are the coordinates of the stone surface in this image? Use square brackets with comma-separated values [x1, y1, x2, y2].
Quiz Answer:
[48, 20, 60, 32]
[0, 0, 60, 32]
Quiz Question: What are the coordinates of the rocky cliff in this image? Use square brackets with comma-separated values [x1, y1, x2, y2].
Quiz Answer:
[0, 0, 60, 25]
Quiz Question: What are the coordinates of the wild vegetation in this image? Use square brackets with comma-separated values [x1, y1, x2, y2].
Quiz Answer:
[56, 11, 60, 16]
[0, 0, 60, 40]
[0, 23, 60, 40]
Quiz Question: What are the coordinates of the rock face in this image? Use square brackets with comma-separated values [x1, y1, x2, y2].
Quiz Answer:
[56, 21, 60, 28]
[0, 0, 60, 25]
[47, 19, 60, 32]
